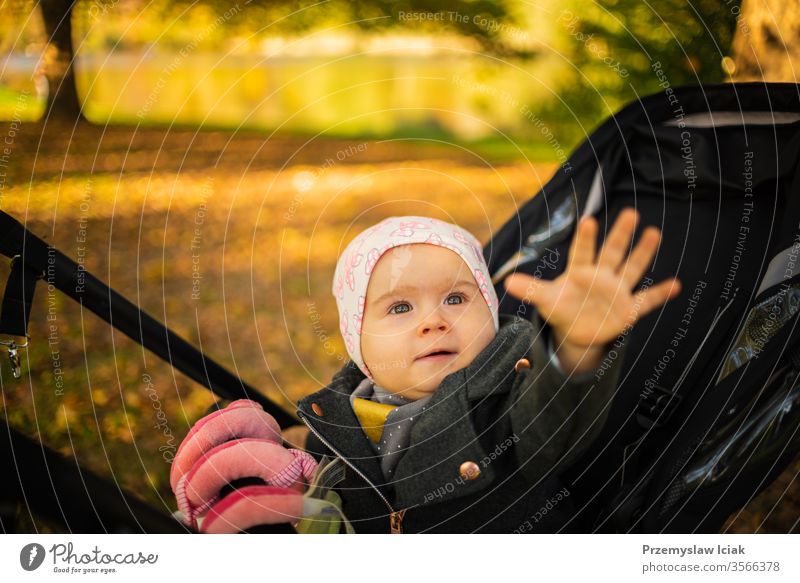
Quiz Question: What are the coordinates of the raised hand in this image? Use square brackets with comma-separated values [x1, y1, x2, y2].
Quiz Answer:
[504, 208, 681, 372]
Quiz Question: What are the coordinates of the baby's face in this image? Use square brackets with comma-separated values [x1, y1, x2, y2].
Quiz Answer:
[360, 244, 496, 400]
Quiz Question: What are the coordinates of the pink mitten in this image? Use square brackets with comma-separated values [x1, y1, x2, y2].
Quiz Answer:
[170, 399, 282, 492]
[171, 401, 317, 532]
[200, 486, 305, 534]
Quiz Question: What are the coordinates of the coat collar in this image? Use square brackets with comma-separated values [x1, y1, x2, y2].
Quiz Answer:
[296, 314, 539, 508]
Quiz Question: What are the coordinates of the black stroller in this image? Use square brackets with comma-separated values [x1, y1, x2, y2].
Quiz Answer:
[2, 82, 799, 533]
[489, 81, 800, 533]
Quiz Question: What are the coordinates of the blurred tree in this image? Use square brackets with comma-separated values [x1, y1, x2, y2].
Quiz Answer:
[0, 0, 36, 53]
[730, 0, 800, 81]
[32, 0, 525, 123]
[567, 0, 739, 82]
[39, 0, 82, 122]
[544, 0, 741, 143]
[160, 0, 527, 54]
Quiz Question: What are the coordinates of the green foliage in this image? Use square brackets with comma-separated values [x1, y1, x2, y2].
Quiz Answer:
[568, 0, 739, 84]
[132, 0, 522, 53]
[0, 86, 45, 121]
[541, 0, 742, 142]
[0, 0, 43, 53]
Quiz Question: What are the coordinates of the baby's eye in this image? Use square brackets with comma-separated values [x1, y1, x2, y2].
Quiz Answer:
[445, 293, 466, 305]
[388, 302, 411, 315]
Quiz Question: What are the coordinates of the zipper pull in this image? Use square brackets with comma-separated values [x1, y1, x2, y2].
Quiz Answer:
[7, 344, 21, 379]
[389, 508, 407, 534]
[720, 286, 740, 309]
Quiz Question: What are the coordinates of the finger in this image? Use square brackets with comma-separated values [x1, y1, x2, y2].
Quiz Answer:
[503, 272, 550, 305]
[597, 208, 639, 271]
[567, 216, 598, 271]
[633, 278, 682, 319]
[620, 226, 661, 288]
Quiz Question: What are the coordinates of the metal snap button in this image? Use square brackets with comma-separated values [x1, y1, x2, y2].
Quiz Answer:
[514, 358, 531, 372]
[459, 461, 481, 481]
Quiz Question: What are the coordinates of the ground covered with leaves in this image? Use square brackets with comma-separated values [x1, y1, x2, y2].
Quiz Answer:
[0, 120, 796, 533]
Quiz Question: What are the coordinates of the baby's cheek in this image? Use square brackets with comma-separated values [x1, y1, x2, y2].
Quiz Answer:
[360, 333, 379, 362]
[362, 329, 398, 359]
[471, 326, 496, 357]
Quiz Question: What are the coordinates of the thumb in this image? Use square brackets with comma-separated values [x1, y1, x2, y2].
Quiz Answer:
[503, 273, 543, 305]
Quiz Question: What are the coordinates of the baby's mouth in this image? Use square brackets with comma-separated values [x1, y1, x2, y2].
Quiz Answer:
[416, 349, 458, 362]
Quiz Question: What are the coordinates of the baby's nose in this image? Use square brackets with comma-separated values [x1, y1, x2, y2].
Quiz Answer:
[422, 322, 447, 334]
[419, 314, 449, 335]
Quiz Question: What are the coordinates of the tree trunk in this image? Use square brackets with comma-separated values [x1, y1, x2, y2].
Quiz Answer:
[39, 0, 84, 122]
[731, 0, 800, 81]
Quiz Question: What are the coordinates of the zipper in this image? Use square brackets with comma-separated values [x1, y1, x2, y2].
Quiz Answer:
[389, 508, 407, 534]
[673, 287, 741, 391]
[299, 412, 409, 533]
[620, 289, 742, 487]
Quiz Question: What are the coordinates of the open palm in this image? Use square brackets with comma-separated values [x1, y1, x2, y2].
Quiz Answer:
[504, 208, 682, 348]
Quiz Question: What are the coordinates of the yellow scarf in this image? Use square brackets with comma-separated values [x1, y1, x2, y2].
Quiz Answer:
[351, 397, 397, 443]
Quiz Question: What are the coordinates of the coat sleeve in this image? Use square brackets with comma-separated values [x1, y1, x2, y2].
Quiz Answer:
[509, 312, 630, 485]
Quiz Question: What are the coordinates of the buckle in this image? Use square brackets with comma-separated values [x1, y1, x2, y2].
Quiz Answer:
[636, 383, 682, 429]
[0, 334, 29, 379]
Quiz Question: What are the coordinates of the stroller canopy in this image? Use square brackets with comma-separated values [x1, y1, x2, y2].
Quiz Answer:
[488, 82, 800, 532]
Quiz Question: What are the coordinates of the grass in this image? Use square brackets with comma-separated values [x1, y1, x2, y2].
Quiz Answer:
[0, 86, 45, 122]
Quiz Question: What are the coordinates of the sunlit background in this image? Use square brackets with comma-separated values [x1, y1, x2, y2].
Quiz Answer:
[2, 0, 747, 149]
[0, 0, 798, 532]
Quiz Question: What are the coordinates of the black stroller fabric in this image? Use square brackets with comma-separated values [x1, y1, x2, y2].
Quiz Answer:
[488, 82, 800, 533]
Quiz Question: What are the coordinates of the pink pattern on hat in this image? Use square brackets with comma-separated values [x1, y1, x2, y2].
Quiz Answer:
[474, 268, 492, 310]
[365, 243, 393, 276]
[335, 276, 344, 300]
[453, 229, 485, 262]
[340, 310, 355, 354]
[353, 295, 365, 334]
[390, 220, 430, 237]
[344, 251, 363, 291]
[471, 243, 483, 261]
[425, 233, 463, 256]
[452, 230, 469, 244]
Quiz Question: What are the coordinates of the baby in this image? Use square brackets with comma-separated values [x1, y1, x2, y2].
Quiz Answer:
[295, 211, 680, 533]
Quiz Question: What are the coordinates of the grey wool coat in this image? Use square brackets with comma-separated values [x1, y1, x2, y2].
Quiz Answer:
[296, 313, 629, 533]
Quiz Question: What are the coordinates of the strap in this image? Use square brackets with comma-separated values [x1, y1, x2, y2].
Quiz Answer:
[776, 132, 800, 250]
[635, 285, 743, 429]
[635, 383, 684, 430]
[0, 211, 297, 427]
[0, 255, 40, 378]
[791, 341, 800, 371]
[0, 255, 39, 339]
